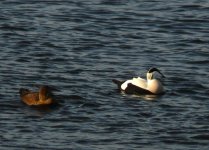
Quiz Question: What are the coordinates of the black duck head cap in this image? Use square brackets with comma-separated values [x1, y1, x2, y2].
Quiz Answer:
[148, 67, 165, 78]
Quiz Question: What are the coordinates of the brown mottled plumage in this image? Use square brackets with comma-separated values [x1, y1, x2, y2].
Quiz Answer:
[19, 86, 55, 106]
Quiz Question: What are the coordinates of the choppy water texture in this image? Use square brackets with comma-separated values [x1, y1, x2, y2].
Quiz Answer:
[0, 0, 209, 149]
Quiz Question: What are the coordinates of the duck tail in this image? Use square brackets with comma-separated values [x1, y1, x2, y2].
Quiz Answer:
[19, 88, 30, 97]
[112, 79, 124, 89]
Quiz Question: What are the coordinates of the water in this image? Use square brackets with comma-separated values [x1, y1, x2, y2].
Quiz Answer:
[0, 0, 209, 149]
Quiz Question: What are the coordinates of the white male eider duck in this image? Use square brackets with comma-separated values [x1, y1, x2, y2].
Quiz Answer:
[112, 67, 165, 95]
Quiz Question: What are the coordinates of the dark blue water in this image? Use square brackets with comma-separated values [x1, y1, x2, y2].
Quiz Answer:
[0, 0, 209, 149]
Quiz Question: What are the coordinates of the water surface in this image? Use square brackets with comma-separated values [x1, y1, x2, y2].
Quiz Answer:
[0, 0, 209, 149]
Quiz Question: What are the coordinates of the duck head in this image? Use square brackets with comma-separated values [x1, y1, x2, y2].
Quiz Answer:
[39, 86, 52, 101]
[147, 67, 165, 80]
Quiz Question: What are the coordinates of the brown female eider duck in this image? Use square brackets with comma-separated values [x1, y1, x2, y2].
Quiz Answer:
[19, 85, 56, 106]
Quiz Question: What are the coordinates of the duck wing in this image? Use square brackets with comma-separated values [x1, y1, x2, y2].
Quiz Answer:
[20, 90, 39, 105]
[125, 83, 154, 95]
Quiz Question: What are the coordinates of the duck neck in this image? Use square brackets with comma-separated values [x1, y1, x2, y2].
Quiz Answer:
[147, 72, 153, 81]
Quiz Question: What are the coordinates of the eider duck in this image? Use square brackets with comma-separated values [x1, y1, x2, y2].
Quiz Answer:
[113, 67, 165, 95]
[19, 85, 56, 106]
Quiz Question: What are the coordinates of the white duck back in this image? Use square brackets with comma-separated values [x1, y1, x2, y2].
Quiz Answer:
[132, 77, 147, 89]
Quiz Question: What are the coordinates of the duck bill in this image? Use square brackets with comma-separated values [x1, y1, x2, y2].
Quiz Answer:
[158, 71, 165, 78]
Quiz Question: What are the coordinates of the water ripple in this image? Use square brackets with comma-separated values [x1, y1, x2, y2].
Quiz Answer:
[0, 0, 209, 150]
